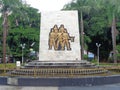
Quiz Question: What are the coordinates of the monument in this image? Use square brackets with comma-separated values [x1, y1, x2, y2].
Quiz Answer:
[11, 11, 107, 78]
[39, 11, 81, 61]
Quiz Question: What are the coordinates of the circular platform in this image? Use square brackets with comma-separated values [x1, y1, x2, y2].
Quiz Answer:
[24, 60, 96, 68]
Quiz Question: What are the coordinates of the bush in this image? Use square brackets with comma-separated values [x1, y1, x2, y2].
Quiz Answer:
[84, 55, 88, 60]
[117, 54, 120, 62]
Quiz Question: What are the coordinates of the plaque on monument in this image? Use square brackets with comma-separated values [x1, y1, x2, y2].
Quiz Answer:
[39, 11, 81, 61]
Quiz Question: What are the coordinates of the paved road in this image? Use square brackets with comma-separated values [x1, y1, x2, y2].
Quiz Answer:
[1, 84, 120, 90]
[59, 84, 120, 90]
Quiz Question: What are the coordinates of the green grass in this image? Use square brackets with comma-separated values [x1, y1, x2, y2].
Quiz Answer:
[0, 63, 16, 69]
[90, 59, 120, 66]
[99, 63, 120, 66]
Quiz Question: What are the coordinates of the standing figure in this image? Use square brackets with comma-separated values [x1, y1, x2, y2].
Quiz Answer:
[48, 28, 56, 50]
[62, 29, 71, 50]
[48, 25, 59, 50]
[56, 30, 63, 50]
[59, 24, 66, 33]
[55, 24, 66, 50]
[48, 24, 73, 51]
[53, 25, 59, 50]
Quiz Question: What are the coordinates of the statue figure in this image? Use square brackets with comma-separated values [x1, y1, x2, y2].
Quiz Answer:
[62, 29, 71, 50]
[48, 24, 74, 51]
[48, 28, 56, 50]
[55, 24, 66, 50]
[53, 25, 59, 50]
[59, 24, 66, 34]
[48, 25, 59, 50]
[56, 30, 63, 50]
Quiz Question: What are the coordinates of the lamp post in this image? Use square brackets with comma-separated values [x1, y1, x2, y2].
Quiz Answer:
[20, 43, 25, 64]
[96, 43, 101, 66]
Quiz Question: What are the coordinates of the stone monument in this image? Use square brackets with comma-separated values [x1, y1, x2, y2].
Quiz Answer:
[39, 11, 81, 61]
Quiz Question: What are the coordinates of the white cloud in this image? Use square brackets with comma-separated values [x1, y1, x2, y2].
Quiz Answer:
[25, 0, 72, 12]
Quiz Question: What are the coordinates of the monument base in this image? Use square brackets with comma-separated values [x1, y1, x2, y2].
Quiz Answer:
[11, 62, 107, 78]
[24, 60, 95, 68]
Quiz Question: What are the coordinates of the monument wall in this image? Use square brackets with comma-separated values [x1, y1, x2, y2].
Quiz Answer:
[39, 11, 81, 61]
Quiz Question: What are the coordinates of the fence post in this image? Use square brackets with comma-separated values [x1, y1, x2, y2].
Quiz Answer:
[34, 67, 37, 78]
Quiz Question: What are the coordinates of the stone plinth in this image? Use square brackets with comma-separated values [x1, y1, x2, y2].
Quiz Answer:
[39, 11, 81, 61]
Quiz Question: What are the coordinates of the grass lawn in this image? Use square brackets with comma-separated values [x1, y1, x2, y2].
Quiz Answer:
[0, 63, 16, 69]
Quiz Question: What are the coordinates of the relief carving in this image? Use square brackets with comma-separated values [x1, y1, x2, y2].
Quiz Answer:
[48, 24, 75, 51]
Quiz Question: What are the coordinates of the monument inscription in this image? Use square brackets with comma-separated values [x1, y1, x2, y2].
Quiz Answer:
[39, 11, 81, 61]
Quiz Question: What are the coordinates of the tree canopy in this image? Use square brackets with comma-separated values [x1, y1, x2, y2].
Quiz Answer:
[63, 0, 120, 62]
[0, 0, 40, 62]
[0, 0, 120, 63]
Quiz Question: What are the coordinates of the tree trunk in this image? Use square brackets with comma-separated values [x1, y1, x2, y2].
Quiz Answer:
[111, 14, 117, 64]
[3, 11, 8, 65]
[80, 11, 84, 60]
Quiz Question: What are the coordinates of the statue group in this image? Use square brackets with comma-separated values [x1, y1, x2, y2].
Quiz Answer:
[48, 24, 74, 51]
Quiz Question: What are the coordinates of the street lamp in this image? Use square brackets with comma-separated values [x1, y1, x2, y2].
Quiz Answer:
[20, 43, 25, 64]
[96, 43, 101, 66]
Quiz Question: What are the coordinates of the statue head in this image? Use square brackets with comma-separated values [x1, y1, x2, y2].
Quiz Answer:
[53, 25, 58, 33]
[60, 24, 64, 28]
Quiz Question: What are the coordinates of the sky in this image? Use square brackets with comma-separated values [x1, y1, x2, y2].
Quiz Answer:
[25, 0, 72, 12]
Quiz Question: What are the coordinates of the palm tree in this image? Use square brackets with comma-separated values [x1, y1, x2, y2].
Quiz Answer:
[0, 0, 25, 64]
[96, 0, 120, 63]
[63, 0, 96, 60]
[63, 0, 120, 62]
[109, 0, 120, 63]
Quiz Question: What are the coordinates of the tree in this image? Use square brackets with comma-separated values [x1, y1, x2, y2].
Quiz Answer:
[63, 0, 93, 60]
[94, 0, 120, 63]
[108, 0, 120, 63]
[0, 0, 40, 62]
[6, 6, 40, 62]
[0, 0, 24, 64]
[63, 0, 120, 62]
